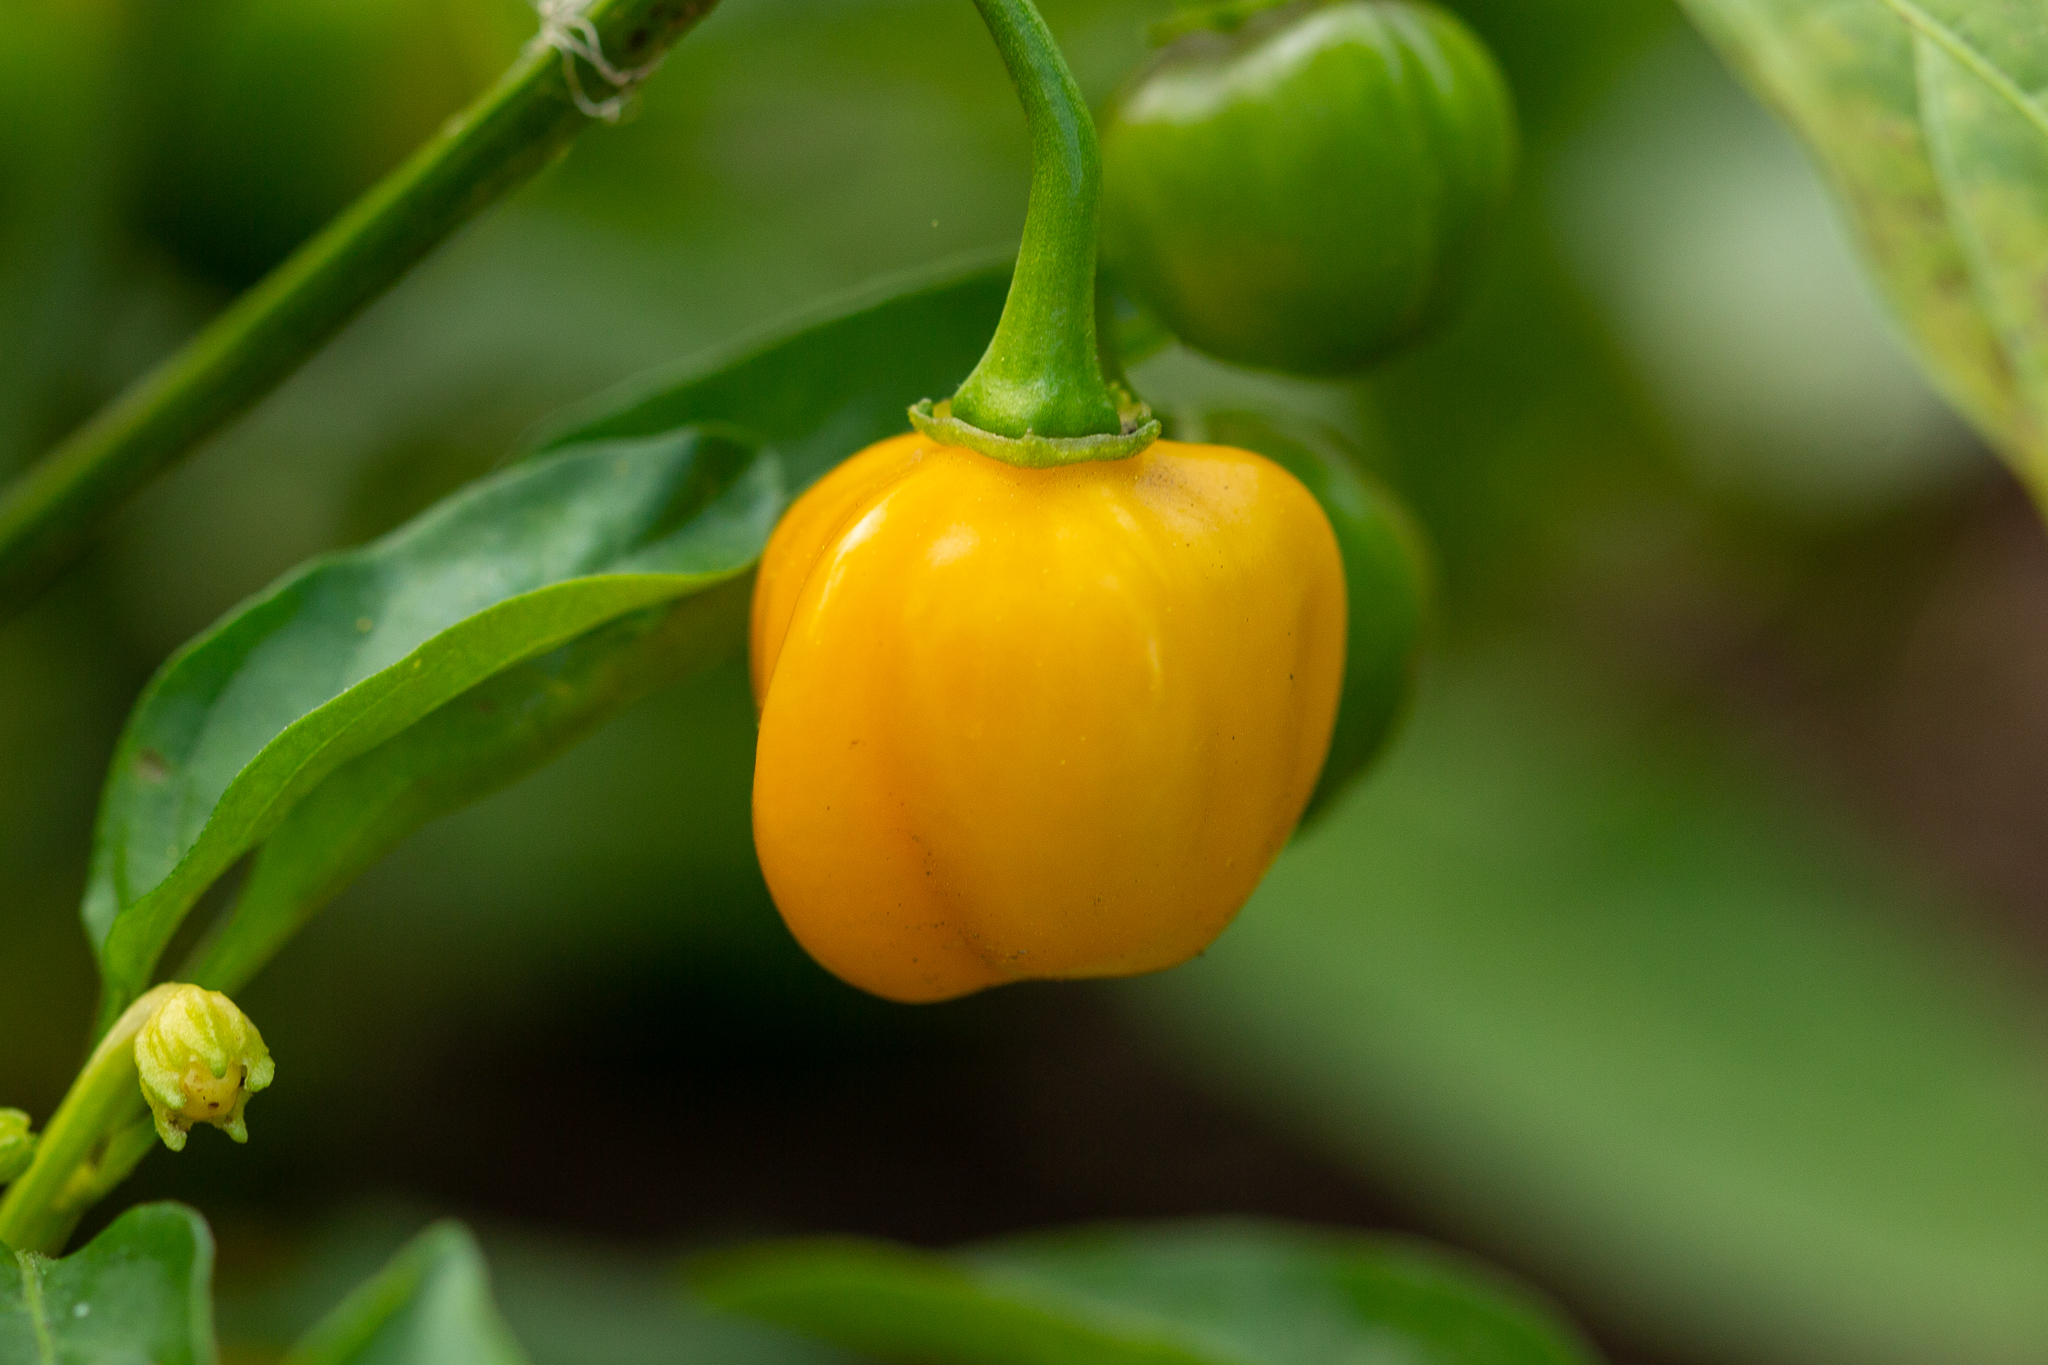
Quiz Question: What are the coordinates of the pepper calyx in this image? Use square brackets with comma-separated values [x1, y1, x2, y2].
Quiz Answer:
[908, 398, 1161, 468]
[1146, 0, 1307, 45]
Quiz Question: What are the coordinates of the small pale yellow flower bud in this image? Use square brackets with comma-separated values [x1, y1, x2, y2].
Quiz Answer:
[133, 985, 275, 1152]
[0, 1108, 32, 1183]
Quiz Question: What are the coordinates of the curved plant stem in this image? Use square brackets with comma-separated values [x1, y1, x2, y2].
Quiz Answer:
[0, 986, 173, 1254]
[0, 0, 720, 622]
[946, 0, 1127, 445]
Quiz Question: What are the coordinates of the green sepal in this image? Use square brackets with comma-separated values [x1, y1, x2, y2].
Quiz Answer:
[0, 1111, 33, 1185]
[1147, 0, 1299, 44]
[908, 399, 1161, 468]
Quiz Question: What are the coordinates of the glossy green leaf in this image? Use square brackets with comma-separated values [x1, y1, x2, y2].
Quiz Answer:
[85, 427, 782, 1026]
[187, 578, 755, 1000]
[694, 1220, 1594, 1365]
[0, 1202, 217, 1365]
[1676, 0, 2048, 498]
[280, 1223, 527, 1365]
[529, 254, 1012, 491]
[1133, 644, 2048, 1365]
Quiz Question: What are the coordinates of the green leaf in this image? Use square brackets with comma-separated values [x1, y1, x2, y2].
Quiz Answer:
[529, 253, 1013, 492]
[85, 426, 783, 1025]
[1676, 0, 2048, 497]
[280, 1223, 527, 1365]
[0, 1202, 217, 1365]
[693, 1221, 1594, 1365]
[189, 580, 754, 1002]
[1132, 643, 2048, 1365]
[218, 1210, 859, 1365]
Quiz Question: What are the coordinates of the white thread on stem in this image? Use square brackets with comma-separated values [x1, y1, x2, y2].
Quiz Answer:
[527, 0, 666, 122]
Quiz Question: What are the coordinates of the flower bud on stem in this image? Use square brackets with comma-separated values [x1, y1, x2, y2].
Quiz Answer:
[133, 985, 275, 1151]
[0, 984, 273, 1254]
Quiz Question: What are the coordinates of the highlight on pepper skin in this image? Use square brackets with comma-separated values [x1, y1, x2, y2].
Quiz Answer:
[748, 431, 1348, 1003]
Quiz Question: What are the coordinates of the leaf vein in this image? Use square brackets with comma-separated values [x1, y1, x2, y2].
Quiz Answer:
[15, 1251, 53, 1365]
[1881, 0, 2048, 142]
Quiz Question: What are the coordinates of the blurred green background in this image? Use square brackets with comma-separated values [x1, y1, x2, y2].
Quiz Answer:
[3, 0, 2046, 1362]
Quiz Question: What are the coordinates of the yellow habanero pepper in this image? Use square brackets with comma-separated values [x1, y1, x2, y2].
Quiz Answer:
[749, 431, 1346, 1002]
[745, 0, 1356, 1001]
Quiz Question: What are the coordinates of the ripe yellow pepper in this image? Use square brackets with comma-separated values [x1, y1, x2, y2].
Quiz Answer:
[750, 432, 1346, 1002]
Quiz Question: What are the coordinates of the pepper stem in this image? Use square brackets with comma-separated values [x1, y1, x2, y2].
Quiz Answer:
[938, 0, 1147, 461]
[0, 985, 175, 1253]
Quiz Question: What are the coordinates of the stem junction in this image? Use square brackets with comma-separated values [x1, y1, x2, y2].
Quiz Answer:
[918, 0, 1159, 466]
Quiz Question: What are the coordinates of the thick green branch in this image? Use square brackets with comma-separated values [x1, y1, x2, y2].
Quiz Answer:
[0, 0, 719, 621]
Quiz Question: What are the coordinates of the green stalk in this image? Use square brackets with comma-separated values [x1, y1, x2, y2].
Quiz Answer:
[0, 987, 171, 1254]
[922, 0, 1152, 464]
[0, 0, 720, 622]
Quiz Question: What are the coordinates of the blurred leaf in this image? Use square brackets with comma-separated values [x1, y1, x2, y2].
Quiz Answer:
[218, 1207, 859, 1365]
[0, 1202, 217, 1365]
[694, 1220, 1595, 1365]
[529, 254, 1012, 491]
[0, 1, 123, 476]
[1133, 643, 2048, 1365]
[490, 1233, 857, 1365]
[1341, 191, 1680, 609]
[1438, 0, 1678, 154]
[1678, 0, 2048, 499]
[84, 428, 782, 1025]
[1550, 31, 1975, 517]
[280, 1222, 527, 1365]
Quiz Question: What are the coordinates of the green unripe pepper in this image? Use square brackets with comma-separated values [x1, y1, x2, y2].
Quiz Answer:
[1178, 409, 1430, 822]
[1101, 0, 1517, 376]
